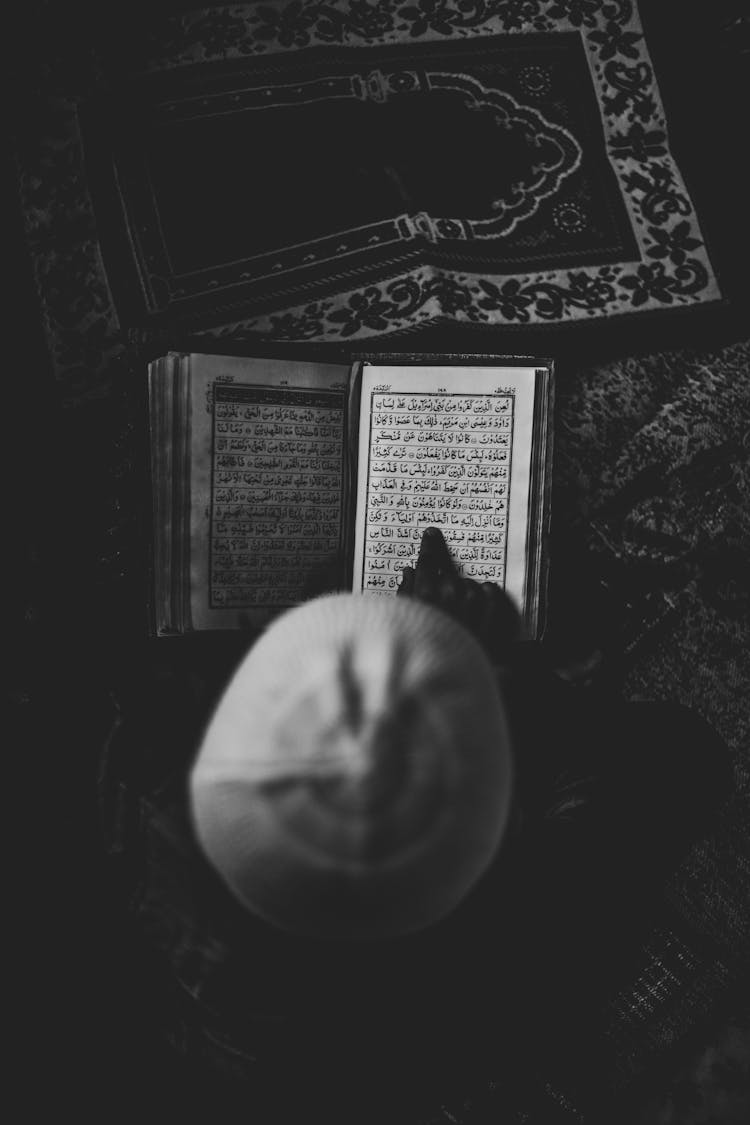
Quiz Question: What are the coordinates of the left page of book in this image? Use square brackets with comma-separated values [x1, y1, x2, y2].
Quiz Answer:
[178, 353, 349, 632]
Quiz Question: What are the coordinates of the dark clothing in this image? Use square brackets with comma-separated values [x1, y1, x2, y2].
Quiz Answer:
[98, 641, 731, 1124]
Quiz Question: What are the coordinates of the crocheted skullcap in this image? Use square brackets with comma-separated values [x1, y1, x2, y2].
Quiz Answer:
[190, 593, 514, 940]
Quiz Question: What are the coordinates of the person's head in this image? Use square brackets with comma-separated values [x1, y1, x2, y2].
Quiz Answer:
[190, 592, 514, 940]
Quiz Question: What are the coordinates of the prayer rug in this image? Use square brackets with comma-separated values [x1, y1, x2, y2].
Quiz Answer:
[74, 0, 721, 342]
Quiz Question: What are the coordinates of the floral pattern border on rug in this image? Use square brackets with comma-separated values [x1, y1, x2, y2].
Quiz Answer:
[132, 0, 722, 341]
[15, 0, 723, 384]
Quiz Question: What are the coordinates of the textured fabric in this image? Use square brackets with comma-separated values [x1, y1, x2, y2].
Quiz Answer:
[15, 0, 722, 357]
[191, 593, 514, 938]
[550, 337, 750, 1110]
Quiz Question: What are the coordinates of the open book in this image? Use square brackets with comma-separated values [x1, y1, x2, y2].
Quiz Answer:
[148, 352, 553, 638]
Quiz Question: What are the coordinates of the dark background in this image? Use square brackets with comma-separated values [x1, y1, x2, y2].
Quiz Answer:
[8, 1, 749, 1120]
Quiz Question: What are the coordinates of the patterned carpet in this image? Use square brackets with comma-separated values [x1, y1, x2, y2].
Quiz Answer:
[629, 1013, 750, 1125]
[16, 0, 726, 364]
[10, 1, 750, 1120]
[551, 339, 750, 1120]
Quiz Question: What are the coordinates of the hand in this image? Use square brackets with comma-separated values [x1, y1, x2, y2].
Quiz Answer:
[397, 527, 520, 664]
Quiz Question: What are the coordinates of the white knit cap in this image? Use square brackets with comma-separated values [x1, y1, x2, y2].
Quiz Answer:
[190, 593, 514, 940]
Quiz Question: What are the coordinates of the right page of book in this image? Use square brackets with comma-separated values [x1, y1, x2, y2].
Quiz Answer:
[352, 363, 538, 618]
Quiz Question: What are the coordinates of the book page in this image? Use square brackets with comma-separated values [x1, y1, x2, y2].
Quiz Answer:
[352, 364, 538, 618]
[187, 353, 348, 630]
